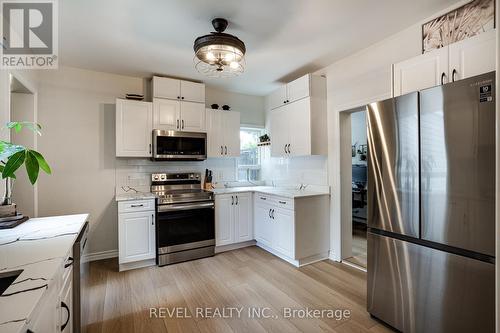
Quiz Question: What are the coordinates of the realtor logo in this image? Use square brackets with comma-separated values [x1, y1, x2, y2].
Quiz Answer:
[1, 0, 58, 68]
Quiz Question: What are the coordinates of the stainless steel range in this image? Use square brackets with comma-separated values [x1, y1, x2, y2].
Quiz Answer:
[151, 172, 215, 266]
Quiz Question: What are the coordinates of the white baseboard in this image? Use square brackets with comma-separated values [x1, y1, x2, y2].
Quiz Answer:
[85, 249, 118, 262]
[215, 240, 256, 253]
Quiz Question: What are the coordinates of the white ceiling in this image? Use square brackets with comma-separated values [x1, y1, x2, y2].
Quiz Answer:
[59, 0, 461, 96]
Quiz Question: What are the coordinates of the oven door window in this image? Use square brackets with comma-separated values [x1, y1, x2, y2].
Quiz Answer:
[157, 208, 214, 248]
[156, 136, 206, 156]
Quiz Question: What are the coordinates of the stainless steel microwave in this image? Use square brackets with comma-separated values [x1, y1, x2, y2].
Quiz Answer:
[152, 130, 207, 161]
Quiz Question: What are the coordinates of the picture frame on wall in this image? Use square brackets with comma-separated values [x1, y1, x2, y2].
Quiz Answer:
[422, 0, 495, 53]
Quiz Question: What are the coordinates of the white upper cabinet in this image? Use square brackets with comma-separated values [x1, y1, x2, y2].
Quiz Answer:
[268, 74, 312, 110]
[180, 80, 206, 103]
[222, 111, 240, 157]
[394, 30, 496, 96]
[287, 74, 310, 104]
[152, 76, 181, 100]
[268, 74, 327, 158]
[393, 47, 449, 96]
[268, 85, 288, 110]
[206, 109, 240, 158]
[116, 99, 153, 157]
[270, 107, 289, 157]
[180, 101, 206, 132]
[287, 98, 311, 157]
[449, 29, 496, 82]
[152, 76, 205, 103]
[153, 98, 180, 131]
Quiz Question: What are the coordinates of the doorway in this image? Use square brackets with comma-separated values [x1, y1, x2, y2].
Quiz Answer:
[338, 106, 368, 270]
[9, 74, 37, 217]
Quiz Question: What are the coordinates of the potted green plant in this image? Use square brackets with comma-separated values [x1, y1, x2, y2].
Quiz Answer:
[0, 122, 51, 227]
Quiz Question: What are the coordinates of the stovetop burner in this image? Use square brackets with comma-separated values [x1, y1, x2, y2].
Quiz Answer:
[151, 172, 213, 205]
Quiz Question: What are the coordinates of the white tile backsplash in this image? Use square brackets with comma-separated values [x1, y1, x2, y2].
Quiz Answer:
[260, 147, 328, 186]
[115, 158, 238, 195]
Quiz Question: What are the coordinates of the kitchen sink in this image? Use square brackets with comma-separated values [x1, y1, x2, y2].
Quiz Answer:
[0, 270, 22, 295]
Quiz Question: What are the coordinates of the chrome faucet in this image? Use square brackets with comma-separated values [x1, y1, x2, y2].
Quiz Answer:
[299, 183, 308, 191]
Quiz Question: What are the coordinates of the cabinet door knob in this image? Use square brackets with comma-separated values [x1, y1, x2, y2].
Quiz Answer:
[177, 96, 180, 99]
[269, 209, 272, 218]
[287, 144, 291, 154]
[225, 146, 228, 155]
[231, 196, 234, 205]
[271, 209, 275, 219]
[235, 196, 238, 205]
[149, 144, 152, 154]
[182, 119, 184, 129]
[181, 96, 184, 100]
[177, 119, 180, 129]
[152, 214, 154, 225]
[284, 145, 287, 154]
[221, 146, 224, 155]
[441, 72, 446, 85]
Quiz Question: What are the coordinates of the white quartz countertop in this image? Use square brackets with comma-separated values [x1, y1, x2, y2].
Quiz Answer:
[210, 186, 330, 198]
[0, 214, 89, 333]
[115, 192, 157, 202]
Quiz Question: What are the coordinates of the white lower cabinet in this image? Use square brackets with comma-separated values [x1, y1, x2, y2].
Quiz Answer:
[254, 196, 295, 260]
[27, 253, 74, 333]
[118, 199, 156, 271]
[215, 192, 253, 246]
[272, 207, 294, 259]
[253, 194, 330, 266]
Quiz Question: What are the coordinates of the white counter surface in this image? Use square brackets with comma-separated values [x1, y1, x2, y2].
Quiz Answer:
[0, 214, 89, 333]
[115, 192, 157, 202]
[210, 186, 330, 198]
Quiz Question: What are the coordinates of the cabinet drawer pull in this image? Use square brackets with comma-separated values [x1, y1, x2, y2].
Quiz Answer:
[61, 301, 70, 331]
[130, 204, 144, 208]
[235, 196, 238, 205]
[231, 196, 234, 205]
[278, 201, 286, 204]
[221, 146, 224, 155]
[271, 209, 275, 219]
[182, 119, 184, 129]
[177, 119, 180, 129]
[260, 197, 266, 200]
[225, 146, 227, 155]
[452, 69, 457, 82]
[269, 209, 272, 218]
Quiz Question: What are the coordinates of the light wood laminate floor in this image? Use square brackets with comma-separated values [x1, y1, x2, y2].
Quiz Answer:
[344, 227, 367, 269]
[87, 246, 393, 333]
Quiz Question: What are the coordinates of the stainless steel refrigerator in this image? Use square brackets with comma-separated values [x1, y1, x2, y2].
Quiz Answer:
[367, 71, 495, 333]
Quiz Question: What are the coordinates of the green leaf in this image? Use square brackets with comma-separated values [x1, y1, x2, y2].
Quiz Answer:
[6, 122, 42, 136]
[29, 150, 51, 174]
[0, 141, 25, 161]
[2, 150, 25, 179]
[25, 151, 39, 185]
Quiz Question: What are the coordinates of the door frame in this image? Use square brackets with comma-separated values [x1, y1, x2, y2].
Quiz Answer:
[7, 71, 38, 216]
[328, 105, 367, 262]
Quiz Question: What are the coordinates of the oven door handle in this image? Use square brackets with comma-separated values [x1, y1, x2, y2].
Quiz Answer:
[158, 202, 214, 212]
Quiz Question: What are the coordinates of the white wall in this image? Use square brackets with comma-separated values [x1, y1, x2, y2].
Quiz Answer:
[31, 66, 264, 255]
[10, 92, 36, 216]
[316, 0, 474, 261]
[205, 86, 265, 126]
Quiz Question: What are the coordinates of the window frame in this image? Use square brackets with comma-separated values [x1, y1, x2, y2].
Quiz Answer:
[237, 125, 264, 181]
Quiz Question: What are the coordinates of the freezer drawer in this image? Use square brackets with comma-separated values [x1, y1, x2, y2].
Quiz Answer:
[367, 232, 494, 333]
[367, 92, 419, 237]
[420, 71, 496, 256]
